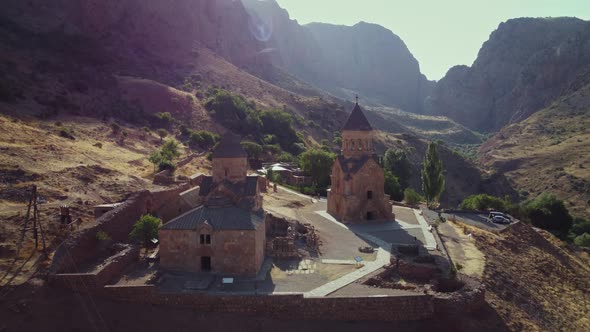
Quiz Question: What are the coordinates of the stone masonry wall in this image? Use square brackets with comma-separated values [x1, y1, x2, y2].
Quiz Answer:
[51, 245, 139, 290]
[50, 185, 188, 274]
[96, 285, 434, 321]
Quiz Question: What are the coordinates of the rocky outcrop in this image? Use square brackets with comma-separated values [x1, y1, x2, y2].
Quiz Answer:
[0, 0, 267, 70]
[242, 0, 434, 112]
[427, 17, 590, 132]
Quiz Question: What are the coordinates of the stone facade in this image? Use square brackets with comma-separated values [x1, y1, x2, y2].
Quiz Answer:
[327, 103, 393, 223]
[159, 135, 266, 277]
[159, 226, 264, 275]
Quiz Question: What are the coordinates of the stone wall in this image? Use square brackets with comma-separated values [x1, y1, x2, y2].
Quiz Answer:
[153, 170, 175, 186]
[433, 281, 486, 314]
[96, 285, 435, 321]
[159, 224, 264, 276]
[50, 185, 188, 274]
[51, 245, 139, 290]
[212, 157, 248, 183]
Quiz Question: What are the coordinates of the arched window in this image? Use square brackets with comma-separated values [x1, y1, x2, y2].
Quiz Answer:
[358, 139, 362, 150]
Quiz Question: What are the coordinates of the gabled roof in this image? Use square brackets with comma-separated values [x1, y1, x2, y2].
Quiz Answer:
[342, 103, 372, 131]
[161, 205, 264, 231]
[212, 134, 247, 158]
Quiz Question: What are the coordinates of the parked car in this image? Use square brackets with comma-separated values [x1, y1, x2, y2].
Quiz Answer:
[491, 215, 511, 224]
[489, 211, 511, 220]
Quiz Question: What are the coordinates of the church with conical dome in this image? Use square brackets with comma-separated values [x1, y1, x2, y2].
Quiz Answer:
[327, 101, 393, 223]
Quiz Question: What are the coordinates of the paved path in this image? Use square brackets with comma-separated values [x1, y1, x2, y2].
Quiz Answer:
[304, 247, 390, 297]
[414, 209, 437, 250]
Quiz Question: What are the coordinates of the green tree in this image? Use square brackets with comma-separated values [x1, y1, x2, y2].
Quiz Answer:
[160, 139, 180, 160]
[148, 151, 164, 172]
[189, 130, 218, 149]
[460, 194, 508, 211]
[260, 109, 300, 153]
[148, 139, 180, 173]
[421, 142, 445, 208]
[129, 214, 161, 255]
[154, 112, 173, 128]
[522, 193, 573, 235]
[156, 128, 168, 141]
[276, 152, 296, 163]
[569, 218, 590, 242]
[404, 188, 423, 206]
[384, 170, 403, 201]
[240, 141, 263, 159]
[299, 148, 336, 188]
[383, 149, 411, 189]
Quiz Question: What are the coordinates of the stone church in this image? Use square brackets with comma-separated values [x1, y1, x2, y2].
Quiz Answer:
[159, 135, 266, 276]
[327, 101, 393, 223]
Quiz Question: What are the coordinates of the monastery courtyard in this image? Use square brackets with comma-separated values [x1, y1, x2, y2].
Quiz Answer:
[115, 185, 439, 298]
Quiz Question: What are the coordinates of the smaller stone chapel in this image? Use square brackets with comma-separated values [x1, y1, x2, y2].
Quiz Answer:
[159, 135, 266, 276]
[327, 100, 393, 223]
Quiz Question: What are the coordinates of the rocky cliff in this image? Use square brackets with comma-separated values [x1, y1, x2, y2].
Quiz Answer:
[478, 67, 590, 218]
[242, 0, 434, 112]
[0, 0, 268, 71]
[427, 17, 590, 132]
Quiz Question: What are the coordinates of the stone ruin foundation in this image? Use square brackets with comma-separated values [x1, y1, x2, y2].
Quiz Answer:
[265, 214, 321, 259]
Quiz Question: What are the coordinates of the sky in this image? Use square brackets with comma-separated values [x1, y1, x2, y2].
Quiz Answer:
[274, 0, 590, 81]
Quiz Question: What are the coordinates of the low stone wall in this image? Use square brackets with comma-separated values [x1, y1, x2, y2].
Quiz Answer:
[433, 281, 486, 314]
[153, 170, 175, 186]
[397, 259, 440, 282]
[96, 285, 434, 321]
[51, 245, 139, 291]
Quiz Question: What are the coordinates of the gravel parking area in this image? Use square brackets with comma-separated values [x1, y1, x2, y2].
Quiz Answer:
[423, 209, 512, 231]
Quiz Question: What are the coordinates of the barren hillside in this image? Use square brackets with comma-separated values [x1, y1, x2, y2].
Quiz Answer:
[469, 222, 590, 331]
[478, 73, 590, 219]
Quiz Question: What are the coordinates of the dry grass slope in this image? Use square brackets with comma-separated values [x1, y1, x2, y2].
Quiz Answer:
[469, 222, 590, 331]
[479, 81, 590, 218]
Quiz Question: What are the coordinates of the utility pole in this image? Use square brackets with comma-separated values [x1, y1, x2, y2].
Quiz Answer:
[18, 185, 47, 255]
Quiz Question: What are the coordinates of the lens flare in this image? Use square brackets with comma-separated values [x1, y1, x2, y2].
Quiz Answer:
[248, 14, 273, 42]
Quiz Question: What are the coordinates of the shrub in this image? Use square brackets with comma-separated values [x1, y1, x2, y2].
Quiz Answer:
[96, 231, 111, 241]
[260, 109, 301, 153]
[204, 89, 260, 134]
[404, 188, 423, 206]
[155, 112, 173, 127]
[111, 123, 120, 134]
[263, 144, 282, 155]
[276, 152, 296, 163]
[574, 233, 590, 248]
[160, 139, 181, 161]
[522, 193, 573, 235]
[148, 139, 180, 173]
[156, 128, 169, 141]
[189, 130, 219, 149]
[179, 124, 190, 136]
[57, 126, 75, 140]
[302, 186, 317, 196]
[263, 134, 277, 144]
[460, 194, 508, 211]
